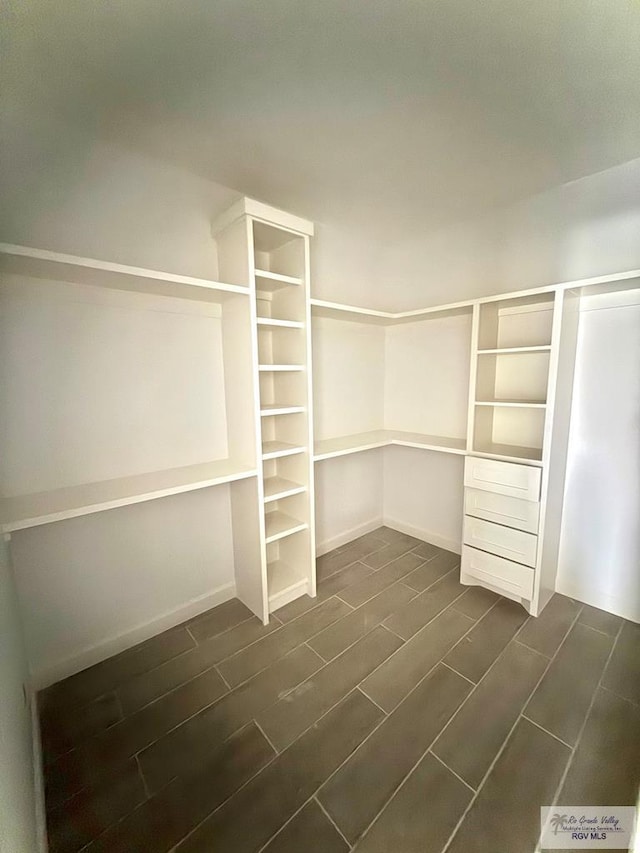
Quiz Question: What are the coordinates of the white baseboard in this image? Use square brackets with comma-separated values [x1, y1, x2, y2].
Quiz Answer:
[31, 582, 236, 690]
[382, 516, 461, 555]
[316, 517, 384, 556]
[556, 577, 640, 624]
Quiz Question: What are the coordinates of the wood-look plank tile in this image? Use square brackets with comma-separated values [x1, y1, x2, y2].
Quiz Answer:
[41, 693, 122, 762]
[261, 801, 348, 853]
[40, 627, 196, 714]
[362, 537, 418, 570]
[383, 571, 466, 640]
[139, 644, 324, 792]
[46, 758, 145, 853]
[319, 664, 471, 843]
[432, 640, 548, 788]
[85, 723, 274, 853]
[173, 691, 384, 853]
[336, 552, 424, 608]
[403, 550, 460, 592]
[275, 562, 374, 624]
[217, 597, 351, 688]
[444, 597, 528, 683]
[410, 539, 444, 561]
[602, 620, 640, 705]
[557, 688, 640, 806]
[46, 668, 227, 805]
[445, 719, 570, 853]
[186, 597, 253, 642]
[308, 582, 416, 661]
[578, 603, 623, 638]
[525, 622, 614, 746]
[258, 626, 403, 751]
[316, 536, 387, 582]
[353, 753, 472, 853]
[451, 585, 500, 621]
[360, 608, 474, 712]
[517, 594, 581, 657]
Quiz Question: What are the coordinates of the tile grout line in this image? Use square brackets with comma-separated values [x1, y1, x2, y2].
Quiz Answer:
[214, 663, 232, 691]
[440, 661, 476, 687]
[333, 559, 430, 609]
[428, 749, 476, 793]
[134, 754, 152, 801]
[185, 625, 199, 647]
[438, 602, 585, 853]
[253, 718, 280, 756]
[599, 683, 640, 709]
[522, 715, 574, 749]
[314, 795, 354, 850]
[253, 801, 313, 853]
[356, 686, 388, 718]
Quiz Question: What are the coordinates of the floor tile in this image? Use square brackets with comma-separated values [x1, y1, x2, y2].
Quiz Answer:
[139, 643, 323, 792]
[384, 571, 466, 640]
[41, 693, 122, 762]
[187, 597, 253, 642]
[319, 664, 471, 843]
[274, 561, 375, 624]
[557, 688, 640, 806]
[517, 594, 581, 657]
[362, 537, 418, 569]
[47, 667, 227, 803]
[602, 620, 640, 705]
[445, 719, 570, 853]
[317, 536, 387, 582]
[375, 527, 421, 548]
[261, 801, 348, 853]
[525, 621, 614, 746]
[578, 603, 623, 638]
[432, 640, 548, 788]
[46, 759, 145, 853]
[218, 597, 351, 688]
[40, 627, 195, 714]
[173, 690, 384, 853]
[451, 585, 500, 621]
[444, 597, 528, 683]
[85, 723, 274, 853]
[258, 626, 403, 751]
[309, 582, 416, 661]
[360, 608, 474, 712]
[353, 752, 472, 853]
[403, 550, 460, 592]
[410, 539, 443, 561]
[337, 551, 424, 608]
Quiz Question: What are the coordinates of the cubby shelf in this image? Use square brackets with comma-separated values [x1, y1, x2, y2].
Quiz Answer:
[314, 430, 467, 461]
[0, 243, 249, 303]
[262, 441, 307, 460]
[258, 364, 305, 372]
[0, 460, 257, 534]
[260, 404, 306, 416]
[471, 444, 544, 465]
[255, 269, 303, 290]
[475, 400, 547, 408]
[256, 317, 304, 329]
[477, 346, 552, 355]
[264, 511, 308, 543]
[263, 477, 306, 503]
[267, 560, 308, 607]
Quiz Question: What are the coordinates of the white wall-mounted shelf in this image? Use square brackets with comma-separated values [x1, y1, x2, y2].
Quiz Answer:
[314, 430, 467, 461]
[263, 477, 306, 503]
[260, 404, 306, 417]
[258, 364, 305, 372]
[255, 269, 303, 290]
[256, 317, 304, 329]
[475, 400, 547, 408]
[0, 460, 257, 534]
[262, 441, 307, 460]
[264, 511, 308, 543]
[477, 346, 552, 355]
[311, 298, 472, 325]
[0, 243, 249, 303]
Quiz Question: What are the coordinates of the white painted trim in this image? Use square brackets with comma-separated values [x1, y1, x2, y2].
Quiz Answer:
[315, 517, 384, 556]
[268, 579, 310, 612]
[29, 690, 47, 853]
[212, 197, 314, 237]
[382, 517, 462, 555]
[30, 582, 236, 689]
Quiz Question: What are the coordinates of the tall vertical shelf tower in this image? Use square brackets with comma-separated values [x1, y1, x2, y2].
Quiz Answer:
[213, 199, 316, 621]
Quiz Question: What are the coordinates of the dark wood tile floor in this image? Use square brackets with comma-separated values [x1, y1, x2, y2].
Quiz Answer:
[39, 527, 640, 853]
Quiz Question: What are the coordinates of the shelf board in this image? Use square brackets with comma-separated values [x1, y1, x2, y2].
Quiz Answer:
[267, 559, 308, 608]
[258, 364, 305, 372]
[264, 511, 308, 544]
[256, 317, 304, 329]
[477, 346, 552, 355]
[475, 400, 547, 409]
[255, 269, 303, 291]
[1, 460, 257, 534]
[471, 443, 543, 465]
[0, 243, 249, 303]
[262, 441, 306, 460]
[314, 430, 467, 461]
[310, 298, 473, 325]
[260, 404, 305, 417]
[263, 477, 307, 503]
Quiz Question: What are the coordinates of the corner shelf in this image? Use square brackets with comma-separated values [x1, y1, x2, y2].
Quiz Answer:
[264, 510, 308, 543]
[314, 430, 467, 461]
[1, 460, 257, 534]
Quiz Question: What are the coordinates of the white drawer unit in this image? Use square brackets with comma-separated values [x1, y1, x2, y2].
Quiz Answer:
[461, 545, 535, 600]
[464, 487, 540, 534]
[463, 515, 537, 568]
[464, 456, 541, 502]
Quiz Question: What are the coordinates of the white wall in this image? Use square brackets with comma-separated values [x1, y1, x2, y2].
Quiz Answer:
[557, 290, 640, 622]
[0, 537, 40, 853]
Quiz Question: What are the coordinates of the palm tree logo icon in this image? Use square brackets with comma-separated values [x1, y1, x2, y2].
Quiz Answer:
[550, 814, 569, 835]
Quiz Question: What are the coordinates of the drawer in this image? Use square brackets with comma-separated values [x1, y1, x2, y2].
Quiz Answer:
[464, 487, 540, 534]
[464, 456, 541, 502]
[463, 515, 537, 567]
[461, 545, 534, 600]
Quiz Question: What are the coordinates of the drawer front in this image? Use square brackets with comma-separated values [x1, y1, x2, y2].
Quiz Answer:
[463, 516, 537, 567]
[462, 546, 534, 600]
[464, 456, 541, 502]
[464, 488, 540, 534]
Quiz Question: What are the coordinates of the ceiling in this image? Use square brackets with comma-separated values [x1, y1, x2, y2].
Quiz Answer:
[3, 0, 640, 239]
